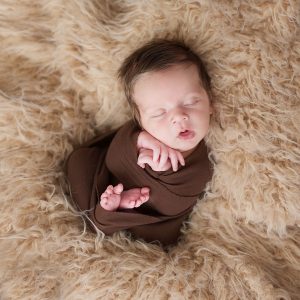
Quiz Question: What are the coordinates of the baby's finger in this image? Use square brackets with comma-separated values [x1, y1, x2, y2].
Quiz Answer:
[137, 161, 145, 168]
[177, 151, 185, 166]
[158, 145, 168, 168]
[138, 155, 152, 169]
[168, 149, 178, 171]
[137, 157, 145, 168]
[152, 145, 160, 162]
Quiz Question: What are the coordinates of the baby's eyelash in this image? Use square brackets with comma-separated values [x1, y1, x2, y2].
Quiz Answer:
[184, 100, 199, 106]
[152, 112, 165, 118]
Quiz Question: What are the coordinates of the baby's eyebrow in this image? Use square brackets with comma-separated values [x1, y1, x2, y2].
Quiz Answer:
[137, 104, 162, 113]
[145, 107, 163, 113]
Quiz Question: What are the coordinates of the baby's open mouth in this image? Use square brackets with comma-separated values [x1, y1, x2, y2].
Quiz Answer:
[178, 130, 195, 140]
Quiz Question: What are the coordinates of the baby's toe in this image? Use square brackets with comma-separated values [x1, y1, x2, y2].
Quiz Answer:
[102, 191, 110, 198]
[128, 200, 136, 208]
[141, 187, 150, 195]
[114, 183, 123, 194]
[143, 195, 149, 203]
[100, 199, 108, 208]
[106, 188, 113, 195]
[135, 199, 142, 207]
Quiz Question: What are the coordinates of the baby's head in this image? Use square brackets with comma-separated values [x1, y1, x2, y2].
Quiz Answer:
[118, 39, 213, 155]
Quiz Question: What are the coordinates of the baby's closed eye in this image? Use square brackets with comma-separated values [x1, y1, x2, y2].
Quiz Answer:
[151, 111, 166, 118]
[184, 100, 200, 106]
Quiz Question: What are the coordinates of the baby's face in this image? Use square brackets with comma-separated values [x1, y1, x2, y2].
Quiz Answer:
[133, 64, 213, 156]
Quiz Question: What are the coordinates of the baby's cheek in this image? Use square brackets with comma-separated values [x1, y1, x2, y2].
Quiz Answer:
[158, 122, 167, 131]
[149, 120, 172, 144]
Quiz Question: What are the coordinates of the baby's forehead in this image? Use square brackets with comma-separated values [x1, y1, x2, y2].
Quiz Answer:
[134, 65, 204, 90]
[137, 63, 198, 78]
[132, 64, 208, 110]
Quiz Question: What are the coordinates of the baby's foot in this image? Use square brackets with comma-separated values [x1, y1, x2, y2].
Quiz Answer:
[119, 187, 150, 209]
[100, 183, 123, 211]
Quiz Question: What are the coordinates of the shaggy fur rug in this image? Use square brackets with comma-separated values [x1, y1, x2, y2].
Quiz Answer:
[0, 0, 299, 299]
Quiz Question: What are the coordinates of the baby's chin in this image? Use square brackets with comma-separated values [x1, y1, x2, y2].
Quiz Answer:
[169, 141, 199, 153]
[174, 137, 202, 151]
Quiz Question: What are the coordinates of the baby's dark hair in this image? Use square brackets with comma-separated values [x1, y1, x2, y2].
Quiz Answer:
[118, 38, 212, 128]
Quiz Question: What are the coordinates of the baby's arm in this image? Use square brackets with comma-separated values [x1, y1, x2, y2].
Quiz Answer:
[137, 130, 185, 172]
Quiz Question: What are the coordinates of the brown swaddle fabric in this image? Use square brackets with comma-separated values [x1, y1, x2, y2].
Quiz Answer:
[66, 119, 213, 247]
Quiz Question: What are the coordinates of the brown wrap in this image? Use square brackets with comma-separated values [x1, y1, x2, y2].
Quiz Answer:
[66, 120, 213, 246]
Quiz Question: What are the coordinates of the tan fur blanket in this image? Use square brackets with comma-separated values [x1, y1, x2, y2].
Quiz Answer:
[0, 1, 299, 299]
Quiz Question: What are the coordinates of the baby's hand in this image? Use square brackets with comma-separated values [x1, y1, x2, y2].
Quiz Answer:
[137, 131, 185, 171]
[137, 148, 172, 172]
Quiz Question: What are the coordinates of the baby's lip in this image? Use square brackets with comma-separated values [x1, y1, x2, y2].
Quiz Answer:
[177, 129, 195, 139]
[178, 128, 191, 135]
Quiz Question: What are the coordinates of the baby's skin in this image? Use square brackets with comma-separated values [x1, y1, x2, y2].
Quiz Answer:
[99, 130, 185, 211]
[100, 183, 150, 211]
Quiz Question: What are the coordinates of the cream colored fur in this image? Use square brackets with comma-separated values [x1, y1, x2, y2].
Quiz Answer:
[0, 0, 299, 299]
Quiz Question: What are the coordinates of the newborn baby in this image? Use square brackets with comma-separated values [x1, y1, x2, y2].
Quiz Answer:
[100, 39, 213, 212]
[66, 39, 214, 247]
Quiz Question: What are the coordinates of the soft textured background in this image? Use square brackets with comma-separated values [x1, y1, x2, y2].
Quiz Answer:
[0, 0, 299, 299]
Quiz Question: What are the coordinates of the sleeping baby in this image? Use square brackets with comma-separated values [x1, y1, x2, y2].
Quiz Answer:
[66, 39, 214, 247]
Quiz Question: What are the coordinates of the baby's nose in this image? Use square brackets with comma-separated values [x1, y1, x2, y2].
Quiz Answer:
[171, 111, 188, 124]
